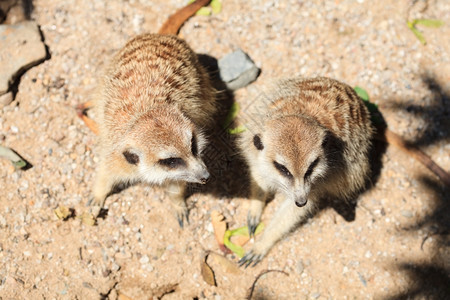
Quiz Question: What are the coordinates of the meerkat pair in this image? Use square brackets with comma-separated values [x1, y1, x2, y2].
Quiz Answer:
[83, 1, 374, 266]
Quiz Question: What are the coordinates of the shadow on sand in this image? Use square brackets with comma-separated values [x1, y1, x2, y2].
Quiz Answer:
[381, 73, 450, 299]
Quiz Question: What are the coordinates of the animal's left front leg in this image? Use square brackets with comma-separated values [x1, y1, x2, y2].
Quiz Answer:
[166, 182, 189, 228]
[239, 197, 314, 267]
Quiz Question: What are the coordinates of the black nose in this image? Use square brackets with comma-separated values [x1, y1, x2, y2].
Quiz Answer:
[199, 170, 210, 184]
[295, 198, 307, 207]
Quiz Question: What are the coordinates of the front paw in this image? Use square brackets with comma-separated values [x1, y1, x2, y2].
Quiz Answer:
[173, 205, 189, 228]
[238, 242, 269, 268]
[87, 196, 105, 207]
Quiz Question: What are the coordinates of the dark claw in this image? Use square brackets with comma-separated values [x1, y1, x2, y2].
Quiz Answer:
[252, 256, 262, 267]
[177, 215, 184, 228]
[238, 255, 249, 267]
[238, 251, 262, 268]
[247, 213, 259, 237]
[176, 210, 189, 229]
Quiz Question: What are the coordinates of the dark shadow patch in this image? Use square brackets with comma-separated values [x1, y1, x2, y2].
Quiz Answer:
[22, 0, 34, 19]
[383, 175, 449, 299]
[384, 263, 450, 300]
[383, 74, 449, 149]
[378, 73, 449, 299]
[108, 181, 135, 198]
[330, 109, 389, 221]
[185, 54, 252, 200]
[96, 208, 109, 220]
[327, 124, 386, 222]
[1, 0, 33, 23]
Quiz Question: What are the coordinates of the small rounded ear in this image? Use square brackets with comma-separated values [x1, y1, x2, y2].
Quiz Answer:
[123, 150, 140, 165]
[253, 134, 264, 150]
[321, 134, 329, 149]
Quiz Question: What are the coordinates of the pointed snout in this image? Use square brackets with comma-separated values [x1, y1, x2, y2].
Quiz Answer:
[292, 188, 308, 207]
[295, 197, 307, 207]
[189, 159, 210, 184]
[197, 168, 210, 184]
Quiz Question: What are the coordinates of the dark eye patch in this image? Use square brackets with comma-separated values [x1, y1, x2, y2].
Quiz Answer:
[158, 157, 185, 169]
[191, 134, 198, 156]
[253, 134, 264, 150]
[304, 158, 320, 180]
[273, 161, 293, 179]
[123, 150, 139, 165]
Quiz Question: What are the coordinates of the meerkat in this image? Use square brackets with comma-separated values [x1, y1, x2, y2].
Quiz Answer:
[81, 0, 216, 227]
[238, 77, 374, 266]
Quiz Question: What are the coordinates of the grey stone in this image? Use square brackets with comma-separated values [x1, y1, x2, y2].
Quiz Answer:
[0, 21, 47, 95]
[400, 210, 413, 218]
[0, 92, 13, 108]
[218, 49, 260, 91]
[296, 259, 304, 274]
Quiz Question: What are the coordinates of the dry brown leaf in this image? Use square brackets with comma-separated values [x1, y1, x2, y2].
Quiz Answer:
[117, 293, 133, 300]
[200, 254, 216, 286]
[210, 252, 241, 275]
[54, 205, 71, 220]
[151, 283, 178, 299]
[231, 234, 250, 247]
[79, 212, 96, 226]
[211, 210, 229, 254]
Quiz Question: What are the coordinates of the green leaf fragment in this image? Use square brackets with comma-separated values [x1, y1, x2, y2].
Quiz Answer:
[229, 226, 248, 236]
[223, 102, 240, 129]
[223, 102, 245, 134]
[407, 19, 443, 45]
[13, 160, 27, 169]
[354, 86, 370, 102]
[229, 223, 264, 236]
[223, 230, 245, 258]
[410, 26, 427, 45]
[227, 125, 246, 134]
[223, 224, 265, 258]
[415, 19, 444, 28]
[0, 145, 27, 170]
[211, 0, 222, 14]
[196, 7, 211, 16]
[353, 87, 384, 126]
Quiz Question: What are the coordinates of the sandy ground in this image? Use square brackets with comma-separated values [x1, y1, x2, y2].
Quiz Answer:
[1, 0, 449, 299]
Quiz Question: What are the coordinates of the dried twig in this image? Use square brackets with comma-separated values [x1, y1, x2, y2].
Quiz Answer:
[246, 269, 289, 300]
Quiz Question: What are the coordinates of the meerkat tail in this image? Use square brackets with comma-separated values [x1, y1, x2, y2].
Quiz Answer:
[158, 0, 211, 35]
[76, 101, 99, 135]
[379, 127, 450, 186]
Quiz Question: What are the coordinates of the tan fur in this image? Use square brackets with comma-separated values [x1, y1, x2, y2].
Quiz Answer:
[90, 31, 216, 225]
[239, 77, 374, 266]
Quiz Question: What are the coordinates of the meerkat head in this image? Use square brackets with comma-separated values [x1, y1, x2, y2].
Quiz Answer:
[118, 107, 210, 185]
[251, 115, 330, 207]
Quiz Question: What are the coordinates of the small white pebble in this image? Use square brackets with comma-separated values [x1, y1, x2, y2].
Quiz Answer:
[111, 263, 120, 271]
[139, 255, 149, 264]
